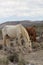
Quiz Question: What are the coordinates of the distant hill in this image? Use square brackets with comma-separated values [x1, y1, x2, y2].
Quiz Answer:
[0, 20, 43, 29]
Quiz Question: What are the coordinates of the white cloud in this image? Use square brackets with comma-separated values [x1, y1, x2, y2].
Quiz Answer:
[0, 0, 43, 19]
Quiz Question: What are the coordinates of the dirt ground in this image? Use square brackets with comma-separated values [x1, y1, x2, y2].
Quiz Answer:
[0, 39, 43, 65]
[24, 50, 43, 65]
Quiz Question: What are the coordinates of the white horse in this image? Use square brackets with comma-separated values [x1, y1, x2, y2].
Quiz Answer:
[2, 24, 32, 52]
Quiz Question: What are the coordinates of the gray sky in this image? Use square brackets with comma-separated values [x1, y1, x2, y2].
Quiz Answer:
[0, 0, 43, 23]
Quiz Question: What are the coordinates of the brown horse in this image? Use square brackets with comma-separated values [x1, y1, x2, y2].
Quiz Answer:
[26, 26, 36, 42]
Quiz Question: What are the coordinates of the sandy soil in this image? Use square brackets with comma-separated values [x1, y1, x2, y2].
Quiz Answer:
[24, 50, 43, 65]
[0, 40, 43, 65]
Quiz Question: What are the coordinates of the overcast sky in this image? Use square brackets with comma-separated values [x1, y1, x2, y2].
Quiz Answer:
[0, 0, 43, 23]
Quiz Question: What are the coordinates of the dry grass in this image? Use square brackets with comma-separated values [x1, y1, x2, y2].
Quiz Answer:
[0, 55, 8, 65]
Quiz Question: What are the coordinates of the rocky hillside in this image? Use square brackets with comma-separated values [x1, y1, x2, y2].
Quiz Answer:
[0, 20, 43, 29]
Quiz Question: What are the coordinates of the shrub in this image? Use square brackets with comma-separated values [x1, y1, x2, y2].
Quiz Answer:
[32, 42, 40, 49]
[7, 52, 19, 63]
[0, 44, 3, 50]
[0, 55, 8, 65]
[18, 59, 26, 65]
[0, 30, 2, 34]
[40, 42, 43, 49]
[0, 30, 3, 39]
